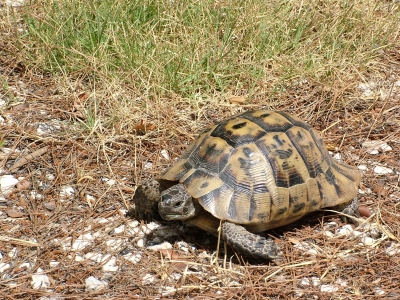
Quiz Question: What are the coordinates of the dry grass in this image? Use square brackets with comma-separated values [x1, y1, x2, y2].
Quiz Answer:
[1, 0, 400, 299]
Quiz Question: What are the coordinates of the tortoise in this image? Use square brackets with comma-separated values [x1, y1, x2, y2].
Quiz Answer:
[133, 110, 361, 260]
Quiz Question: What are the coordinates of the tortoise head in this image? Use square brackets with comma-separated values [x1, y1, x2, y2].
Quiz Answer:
[159, 183, 201, 221]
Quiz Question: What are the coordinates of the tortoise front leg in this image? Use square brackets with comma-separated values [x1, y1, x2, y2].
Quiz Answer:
[221, 222, 280, 261]
[132, 180, 162, 222]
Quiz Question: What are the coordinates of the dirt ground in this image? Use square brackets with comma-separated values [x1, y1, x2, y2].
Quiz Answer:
[1, 14, 400, 300]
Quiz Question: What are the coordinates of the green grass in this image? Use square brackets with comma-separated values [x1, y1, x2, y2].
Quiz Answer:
[19, 0, 399, 102]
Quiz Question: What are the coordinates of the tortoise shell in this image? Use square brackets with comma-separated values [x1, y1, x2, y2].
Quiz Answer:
[160, 110, 360, 232]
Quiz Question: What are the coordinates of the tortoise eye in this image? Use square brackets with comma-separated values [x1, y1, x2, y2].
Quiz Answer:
[174, 201, 183, 208]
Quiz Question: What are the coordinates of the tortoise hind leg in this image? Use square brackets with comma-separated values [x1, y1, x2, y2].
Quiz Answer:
[221, 222, 280, 261]
[332, 197, 360, 223]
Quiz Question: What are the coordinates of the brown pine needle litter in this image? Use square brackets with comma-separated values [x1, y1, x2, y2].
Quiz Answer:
[1, 0, 400, 299]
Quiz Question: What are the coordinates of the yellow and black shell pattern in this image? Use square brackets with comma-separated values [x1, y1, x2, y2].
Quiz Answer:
[161, 110, 361, 232]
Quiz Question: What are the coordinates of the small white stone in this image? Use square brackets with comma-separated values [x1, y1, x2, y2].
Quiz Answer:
[373, 287, 386, 295]
[300, 277, 310, 286]
[361, 236, 375, 246]
[60, 185, 75, 198]
[74, 254, 84, 262]
[0, 263, 11, 272]
[333, 153, 342, 161]
[85, 252, 103, 262]
[311, 277, 321, 286]
[31, 268, 51, 289]
[320, 284, 338, 292]
[104, 179, 116, 186]
[352, 230, 364, 238]
[323, 231, 335, 238]
[385, 243, 400, 256]
[85, 276, 108, 291]
[147, 242, 172, 251]
[106, 238, 125, 251]
[8, 247, 18, 258]
[144, 162, 153, 169]
[0, 175, 19, 195]
[373, 165, 393, 174]
[49, 261, 60, 268]
[30, 191, 43, 200]
[358, 164, 368, 171]
[160, 150, 170, 160]
[362, 140, 392, 153]
[335, 224, 353, 236]
[127, 220, 139, 228]
[323, 221, 338, 229]
[102, 255, 119, 272]
[335, 278, 348, 286]
[142, 274, 155, 285]
[369, 227, 381, 239]
[123, 253, 142, 264]
[72, 233, 93, 250]
[46, 173, 55, 181]
[37, 122, 61, 136]
[113, 225, 125, 234]
[136, 239, 145, 248]
[0, 99, 6, 108]
[19, 262, 32, 269]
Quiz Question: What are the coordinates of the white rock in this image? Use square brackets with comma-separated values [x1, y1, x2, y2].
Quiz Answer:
[385, 243, 400, 256]
[352, 230, 364, 238]
[333, 153, 342, 161]
[320, 284, 338, 292]
[311, 277, 321, 286]
[323, 231, 334, 238]
[147, 242, 172, 251]
[85, 252, 103, 262]
[72, 233, 93, 250]
[37, 122, 61, 136]
[8, 247, 18, 258]
[104, 179, 116, 186]
[300, 277, 310, 286]
[74, 254, 84, 262]
[335, 224, 353, 236]
[86, 194, 96, 206]
[0, 263, 11, 272]
[136, 239, 145, 248]
[323, 221, 338, 229]
[106, 238, 125, 251]
[361, 236, 375, 246]
[160, 149, 170, 160]
[362, 140, 392, 154]
[160, 286, 176, 296]
[19, 262, 32, 269]
[335, 278, 348, 286]
[59, 185, 75, 198]
[144, 162, 153, 169]
[373, 287, 386, 295]
[373, 165, 393, 174]
[49, 261, 60, 268]
[102, 255, 119, 272]
[127, 220, 139, 228]
[358, 187, 372, 194]
[46, 173, 55, 181]
[123, 253, 142, 264]
[142, 274, 155, 285]
[0, 99, 6, 108]
[30, 191, 43, 200]
[0, 175, 19, 195]
[31, 268, 51, 289]
[358, 164, 368, 171]
[5, 0, 24, 7]
[113, 225, 125, 234]
[85, 276, 108, 291]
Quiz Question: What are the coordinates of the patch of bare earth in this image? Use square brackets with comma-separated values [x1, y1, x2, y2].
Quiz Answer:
[1, 15, 400, 300]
